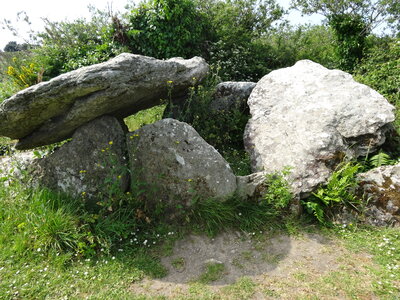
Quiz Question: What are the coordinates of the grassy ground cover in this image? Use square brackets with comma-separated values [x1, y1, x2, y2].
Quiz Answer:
[0, 174, 399, 299]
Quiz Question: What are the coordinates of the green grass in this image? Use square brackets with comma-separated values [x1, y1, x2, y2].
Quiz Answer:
[0, 179, 399, 298]
[197, 262, 225, 284]
[337, 225, 400, 297]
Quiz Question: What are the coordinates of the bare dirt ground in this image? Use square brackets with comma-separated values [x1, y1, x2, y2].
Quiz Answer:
[131, 231, 377, 299]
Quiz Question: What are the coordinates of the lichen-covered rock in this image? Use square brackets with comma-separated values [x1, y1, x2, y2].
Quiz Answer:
[210, 81, 256, 112]
[127, 119, 237, 209]
[33, 116, 129, 204]
[244, 60, 395, 196]
[163, 81, 255, 119]
[357, 164, 400, 226]
[0, 53, 208, 150]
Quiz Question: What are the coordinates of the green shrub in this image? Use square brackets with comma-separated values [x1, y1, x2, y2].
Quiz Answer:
[5, 55, 41, 88]
[328, 13, 369, 72]
[121, 0, 211, 59]
[34, 13, 123, 79]
[355, 37, 400, 131]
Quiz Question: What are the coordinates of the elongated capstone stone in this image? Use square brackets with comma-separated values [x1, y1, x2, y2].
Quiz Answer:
[0, 53, 208, 149]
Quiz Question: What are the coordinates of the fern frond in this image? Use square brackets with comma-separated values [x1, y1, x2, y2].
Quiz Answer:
[369, 151, 394, 168]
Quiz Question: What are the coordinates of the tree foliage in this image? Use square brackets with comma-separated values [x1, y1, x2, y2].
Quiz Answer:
[355, 37, 400, 130]
[291, 0, 399, 71]
[328, 13, 369, 71]
[114, 0, 285, 81]
[3, 41, 29, 52]
[118, 0, 212, 59]
[200, 0, 285, 80]
[35, 14, 122, 79]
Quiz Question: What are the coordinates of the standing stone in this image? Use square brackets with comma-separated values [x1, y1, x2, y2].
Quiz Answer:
[244, 60, 395, 196]
[127, 119, 237, 209]
[210, 81, 256, 112]
[33, 115, 129, 204]
[0, 53, 208, 149]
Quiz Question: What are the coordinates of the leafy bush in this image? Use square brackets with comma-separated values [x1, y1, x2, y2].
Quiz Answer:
[263, 25, 338, 69]
[203, 0, 284, 81]
[355, 37, 400, 131]
[328, 13, 369, 72]
[119, 0, 212, 59]
[35, 15, 123, 79]
[115, 0, 285, 81]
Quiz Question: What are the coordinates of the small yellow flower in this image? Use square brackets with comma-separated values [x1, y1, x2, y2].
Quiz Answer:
[7, 66, 15, 75]
[117, 175, 122, 179]
[175, 141, 180, 144]
[81, 191, 86, 196]
[187, 179, 193, 182]
[79, 170, 87, 173]
[101, 149, 105, 152]
[167, 80, 173, 84]
[109, 141, 113, 145]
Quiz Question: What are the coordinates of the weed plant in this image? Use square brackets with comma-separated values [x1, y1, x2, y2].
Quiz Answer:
[264, 167, 293, 210]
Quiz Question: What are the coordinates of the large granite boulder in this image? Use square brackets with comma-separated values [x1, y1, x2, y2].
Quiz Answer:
[357, 164, 400, 226]
[127, 119, 237, 209]
[0, 53, 208, 150]
[33, 116, 129, 204]
[244, 60, 395, 196]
